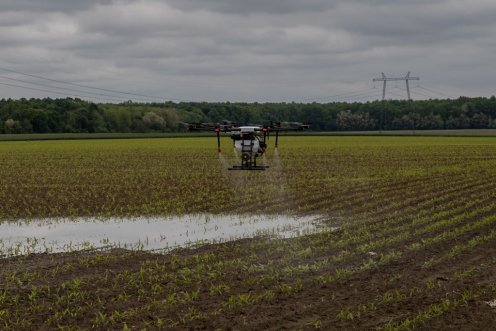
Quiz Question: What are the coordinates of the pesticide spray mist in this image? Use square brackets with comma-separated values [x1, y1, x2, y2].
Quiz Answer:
[218, 149, 249, 200]
[218, 152, 230, 170]
[217, 141, 292, 213]
[271, 148, 281, 171]
[268, 147, 293, 212]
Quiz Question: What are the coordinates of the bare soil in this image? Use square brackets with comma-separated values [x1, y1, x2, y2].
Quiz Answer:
[2, 231, 496, 330]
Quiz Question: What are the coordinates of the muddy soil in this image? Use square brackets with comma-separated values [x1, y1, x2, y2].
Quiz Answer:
[1, 231, 496, 330]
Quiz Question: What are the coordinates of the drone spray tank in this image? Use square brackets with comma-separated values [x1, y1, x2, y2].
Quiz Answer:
[228, 126, 268, 171]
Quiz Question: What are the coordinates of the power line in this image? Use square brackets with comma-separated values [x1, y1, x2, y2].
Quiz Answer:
[394, 85, 434, 99]
[416, 85, 454, 99]
[0, 66, 168, 101]
[338, 91, 383, 102]
[387, 89, 412, 99]
[323, 90, 383, 103]
[395, 85, 451, 99]
[0, 75, 150, 103]
[0, 82, 129, 103]
[409, 88, 439, 99]
[327, 89, 379, 102]
[298, 87, 376, 102]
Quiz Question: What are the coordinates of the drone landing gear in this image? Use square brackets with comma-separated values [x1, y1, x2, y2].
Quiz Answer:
[228, 165, 269, 171]
[228, 153, 268, 171]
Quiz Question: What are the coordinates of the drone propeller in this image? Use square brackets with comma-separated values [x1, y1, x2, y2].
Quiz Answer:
[181, 122, 226, 152]
[265, 121, 311, 148]
[269, 121, 310, 131]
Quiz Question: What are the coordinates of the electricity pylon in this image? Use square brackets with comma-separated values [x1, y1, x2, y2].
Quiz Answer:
[373, 72, 420, 100]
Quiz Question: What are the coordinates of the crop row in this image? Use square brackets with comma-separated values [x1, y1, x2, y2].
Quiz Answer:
[1, 136, 496, 329]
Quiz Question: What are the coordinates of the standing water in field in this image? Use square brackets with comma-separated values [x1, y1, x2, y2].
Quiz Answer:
[0, 214, 326, 257]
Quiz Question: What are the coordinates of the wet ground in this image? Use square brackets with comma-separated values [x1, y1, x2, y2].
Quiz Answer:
[0, 214, 327, 256]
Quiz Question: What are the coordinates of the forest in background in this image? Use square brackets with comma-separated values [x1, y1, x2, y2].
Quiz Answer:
[1, 96, 496, 133]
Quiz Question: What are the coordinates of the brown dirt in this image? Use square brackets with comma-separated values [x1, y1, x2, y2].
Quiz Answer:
[1, 230, 496, 330]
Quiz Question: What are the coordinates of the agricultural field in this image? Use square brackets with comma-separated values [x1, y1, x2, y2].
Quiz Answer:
[2, 129, 496, 142]
[1, 136, 496, 330]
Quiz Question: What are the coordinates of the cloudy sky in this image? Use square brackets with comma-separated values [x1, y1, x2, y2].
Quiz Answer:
[0, 0, 495, 102]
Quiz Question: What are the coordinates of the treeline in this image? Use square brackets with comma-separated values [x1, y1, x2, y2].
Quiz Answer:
[1, 96, 496, 133]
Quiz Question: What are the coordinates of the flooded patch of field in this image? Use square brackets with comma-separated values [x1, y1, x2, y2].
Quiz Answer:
[0, 214, 326, 257]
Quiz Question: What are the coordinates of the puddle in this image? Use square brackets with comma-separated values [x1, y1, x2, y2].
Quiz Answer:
[0, 214, 326, 257]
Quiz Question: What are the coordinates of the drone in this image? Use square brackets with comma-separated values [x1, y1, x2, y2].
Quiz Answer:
[184, 121, 310, 170]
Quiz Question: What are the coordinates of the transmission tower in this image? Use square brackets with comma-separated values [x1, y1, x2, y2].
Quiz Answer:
[373, 72, 419, 100]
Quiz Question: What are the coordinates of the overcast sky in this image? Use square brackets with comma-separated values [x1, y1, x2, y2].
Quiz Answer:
[0, 0, 495, 103]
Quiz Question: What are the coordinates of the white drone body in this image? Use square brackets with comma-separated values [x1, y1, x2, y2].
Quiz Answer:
[228, 126, 268, 170]
[232, 126, 263, 154]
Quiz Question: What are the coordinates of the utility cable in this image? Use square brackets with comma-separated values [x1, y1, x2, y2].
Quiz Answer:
[336, 90, 382, 102]
[409, 89, 438, 99]
[0, 75, 150, 103]
[336, 91, 383, 102]
[0, 82, 129, 103]
[0, 66, 168, 101]
[416, 85, 454, 99]
[298, 87, 376, 102]
[392, 85, 433, 99]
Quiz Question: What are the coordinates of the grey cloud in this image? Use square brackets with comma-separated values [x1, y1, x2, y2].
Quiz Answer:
[331, 1, 496, 42]
[1, 0, 496, 101]
[167, 0, 337, 14]
[166, 0, 441, 15]
[0, 0, 113, 12]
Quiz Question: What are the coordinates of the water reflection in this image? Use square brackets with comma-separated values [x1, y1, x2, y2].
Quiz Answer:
[0, 214, 325, 256]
